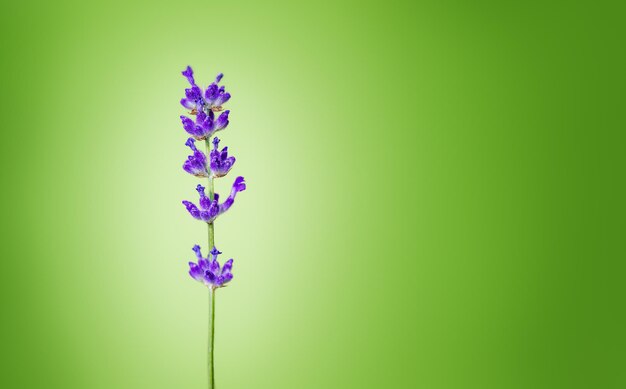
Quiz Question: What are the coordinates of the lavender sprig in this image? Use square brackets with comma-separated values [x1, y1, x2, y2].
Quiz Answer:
[178, 66, 244, 389]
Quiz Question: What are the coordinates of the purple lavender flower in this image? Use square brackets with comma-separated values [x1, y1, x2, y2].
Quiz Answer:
[215, 110, 230, 130]
[204, 73, 231, 112]
[183, 138, 209, 178]
[209, 137, 236, 178]
[188, 245, 234, 289]
[180, 110, 213, 140]
[180, 110, 230, 141]
[180, 66, 206, 114]
[182, 177, 247, 223]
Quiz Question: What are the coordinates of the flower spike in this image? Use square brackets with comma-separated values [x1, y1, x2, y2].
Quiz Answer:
[178, 69, 243, 386]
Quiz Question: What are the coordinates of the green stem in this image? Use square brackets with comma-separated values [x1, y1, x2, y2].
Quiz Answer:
[208, 223, 214, 250]
[204, 139, 215, 200]
[208, 287, 216, 389]
[208, 176, 215, 201]
[205, 138, 216, 388]
[205, 139, 215, 249]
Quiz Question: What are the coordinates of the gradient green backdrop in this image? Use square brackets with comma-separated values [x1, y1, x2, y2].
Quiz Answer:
[2, 1, 624, 388]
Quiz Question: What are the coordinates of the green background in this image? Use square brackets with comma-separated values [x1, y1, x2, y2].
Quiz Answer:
[1, 1, 624, 388]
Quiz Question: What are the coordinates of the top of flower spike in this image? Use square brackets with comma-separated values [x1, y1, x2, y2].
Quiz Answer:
[180, 66, 231, 114]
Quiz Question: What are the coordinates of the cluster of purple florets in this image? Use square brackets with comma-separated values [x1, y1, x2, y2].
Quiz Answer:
[179, 66, 246, 289]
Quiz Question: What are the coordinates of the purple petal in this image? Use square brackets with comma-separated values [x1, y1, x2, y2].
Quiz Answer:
[222, 258, 233, 274]
[215, 110, 230, 130]
[218, 177, 246, 215]
[210, 246, 222, 258]
[199, 210, 212, 223]
[185, 85, 203, 101]
[214, 92, 231, 106]
[196, 184, 212, 210]
[182, 201, 201, 219]
[207, 200, 219, 219]
[215, 73, 223, 83]
[233, 176, 247, 193]
[205, 84, 218, 102]
[180, 98, 194, 110]
[192, 245, 203, 260]
[185, 137, 197, 150]
[204, 270, 216, 283]
[181, 115, 203, 137]
[198, 258, 209, 271]
[196, 110, 208, 122]
[195, 111, 215, 138]
[189, 262, 204, 282]
[180, 115, 194, 129]
[183, 159, 207, 177]
[209, 141, 236, 178]
[182, 160, 194, 175]
[183, 139, 208, 177]
[182, 66, 195, 85]
[195, 150, 207, 164]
